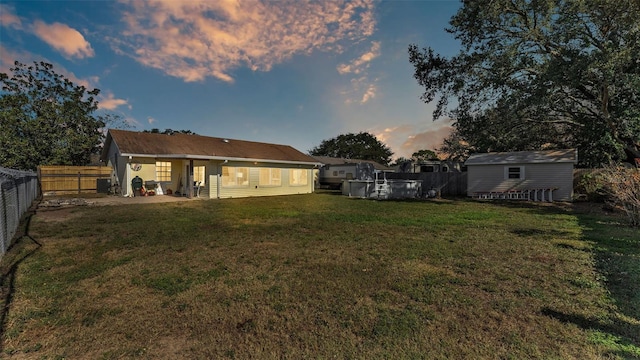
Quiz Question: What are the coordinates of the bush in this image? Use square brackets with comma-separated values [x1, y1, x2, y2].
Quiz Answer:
[599, 165, 640, 227]
[574, 169, 607, 201]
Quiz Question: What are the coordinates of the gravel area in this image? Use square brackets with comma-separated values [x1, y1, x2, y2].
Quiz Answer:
[39, 194, 201, 207]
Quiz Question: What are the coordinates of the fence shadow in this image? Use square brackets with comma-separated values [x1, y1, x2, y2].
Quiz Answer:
[0, 202, 41, 351]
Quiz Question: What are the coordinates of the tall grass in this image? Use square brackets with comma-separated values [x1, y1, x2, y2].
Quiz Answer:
[1, 194, 638, 359]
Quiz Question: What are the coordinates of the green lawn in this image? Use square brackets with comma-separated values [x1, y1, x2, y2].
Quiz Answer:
[1, 194, 638, 359]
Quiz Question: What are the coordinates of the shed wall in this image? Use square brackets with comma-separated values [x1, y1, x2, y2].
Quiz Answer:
[467, 163, 574, 201]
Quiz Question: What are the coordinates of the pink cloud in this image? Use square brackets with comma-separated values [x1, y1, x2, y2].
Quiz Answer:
[401, 126, 454, 157]
[32, 20, 94, 59]
[0, 45, 25, 74]
[99, 92, 129, 110]
[115, 0, 376, 82]
[374, 121, 454, 159]
[341, 75, 379, 105]
[337, 41, 380, 75]
[361, 83, 377, 104]
[0, 4, 22, 29]
[337, 41, 380, 104]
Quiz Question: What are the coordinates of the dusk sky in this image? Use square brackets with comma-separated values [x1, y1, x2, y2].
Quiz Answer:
[1, 0, 462, 160]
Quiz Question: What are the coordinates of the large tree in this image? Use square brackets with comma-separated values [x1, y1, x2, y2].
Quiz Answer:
[0, 61, 121, 170]
[409, 0, 640, 167]
[309, 132, 393, 166]
[411, 149, 438, 162]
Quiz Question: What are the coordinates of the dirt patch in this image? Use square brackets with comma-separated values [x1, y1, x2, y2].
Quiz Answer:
[35, 207, 84, 222]
[34, 195, 200, 222]
[39, 198, 94, 207]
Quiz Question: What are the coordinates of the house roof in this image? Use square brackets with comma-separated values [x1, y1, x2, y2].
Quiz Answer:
[464, 149, 577, 166]
[101, 129, 320, 165]
[311, 156, 391, 171]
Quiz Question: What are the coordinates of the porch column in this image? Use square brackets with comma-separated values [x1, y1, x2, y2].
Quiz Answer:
[187, 159, 194, 198]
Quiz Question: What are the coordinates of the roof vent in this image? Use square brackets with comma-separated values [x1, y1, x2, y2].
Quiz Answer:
[222, 139, 229, 143]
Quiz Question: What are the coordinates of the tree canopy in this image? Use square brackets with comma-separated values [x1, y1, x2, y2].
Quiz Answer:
[143, 128, 196, 135]
[411, 149, 438, 162]
[1, 61, 120, 170]
[390, 156, 411, 167]
[309, 132, 393, 166]
[409, 0, 640, 167]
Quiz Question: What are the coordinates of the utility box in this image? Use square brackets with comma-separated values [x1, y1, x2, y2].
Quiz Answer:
[96, 178, 111, 194]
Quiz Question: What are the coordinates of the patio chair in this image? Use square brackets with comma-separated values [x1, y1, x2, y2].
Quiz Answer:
[193, 181, 202, 197]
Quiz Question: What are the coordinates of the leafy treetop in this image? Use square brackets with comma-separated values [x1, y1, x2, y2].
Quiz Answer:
[409, 0, 640, 167]
[309, 132, 394, 166]
[1, 61, 123, 170]
[143, 128, 197, 135]
[411, 149, 438, 162]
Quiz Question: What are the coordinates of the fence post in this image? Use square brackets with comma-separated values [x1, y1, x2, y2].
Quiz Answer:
[78, 172, 81, 194]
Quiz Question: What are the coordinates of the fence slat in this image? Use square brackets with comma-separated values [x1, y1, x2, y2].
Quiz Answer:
[38, 165, 112, 194]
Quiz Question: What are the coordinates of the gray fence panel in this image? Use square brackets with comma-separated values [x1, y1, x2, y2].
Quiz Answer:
[386, 172, 468, 197]
[0, 167, 39, 259]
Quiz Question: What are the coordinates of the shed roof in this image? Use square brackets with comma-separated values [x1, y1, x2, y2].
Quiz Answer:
[465, 149, 577, 166]
[311, 156, 391, 171]
[101, 129, 319, 165]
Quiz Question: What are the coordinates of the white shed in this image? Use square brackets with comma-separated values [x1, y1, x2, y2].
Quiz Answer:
[465, 149, 577, 202]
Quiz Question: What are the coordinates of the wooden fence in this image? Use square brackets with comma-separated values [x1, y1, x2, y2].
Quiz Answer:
[386, 172, 468, 197]
[38, 165, 112, 194]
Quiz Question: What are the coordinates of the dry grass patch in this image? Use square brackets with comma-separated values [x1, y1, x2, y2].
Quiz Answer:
[1, 194, 638, 359]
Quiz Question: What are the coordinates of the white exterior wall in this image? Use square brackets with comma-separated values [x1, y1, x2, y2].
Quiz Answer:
[206, 161, 314, 199]
[105, 150, 192, 197]
[467, 163, 574, 201]
[104, 143, 131, 196]
[106, 153, 314, 199]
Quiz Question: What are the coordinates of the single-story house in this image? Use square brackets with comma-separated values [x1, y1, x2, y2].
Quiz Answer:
[100, 129, 320, 199]
[465, 149, 577, 201]
[311, 156, 392, 189]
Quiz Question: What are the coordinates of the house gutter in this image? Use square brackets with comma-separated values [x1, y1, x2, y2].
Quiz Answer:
[120, 153, 321, 167]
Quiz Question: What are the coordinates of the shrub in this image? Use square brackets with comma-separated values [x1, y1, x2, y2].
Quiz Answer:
[599, 165, 640, 227]
[574, 169, 607, 202]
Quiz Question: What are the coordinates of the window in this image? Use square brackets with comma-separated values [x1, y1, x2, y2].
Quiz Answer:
[421, 165, 435, 172]
[222, 166, 249, 187]
[289, 169, 308, 186]
[156, 161, 171, 181]
[259, 168, 281, 186]
[505, 166, 524, 179]
[193, 166, 205, 184]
